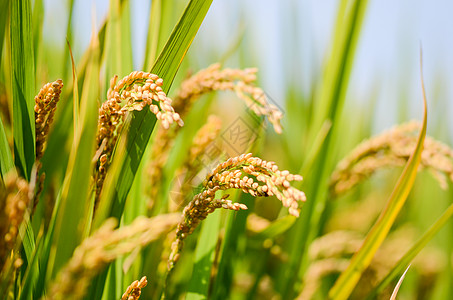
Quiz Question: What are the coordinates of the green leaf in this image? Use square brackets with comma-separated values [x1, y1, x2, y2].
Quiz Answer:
[278, 0, 369, 297]
[328, 64, 428, 300]
[49, 32, 99, 279]
[142, 0, 162, 71]
[93, 0, 213, 228]
[253, 215, 297, 240]
[19, 225, 44, 300]
[0, 0, 10, 67]
[367, 203, 453, 299]
[9, 0, 35, 180]
[104, 0, 133, 88]
[32, 0, 43, 72]
[0, 116, 14, 177]
[89, 1, 213, 297]
[186, 209, 221, 300]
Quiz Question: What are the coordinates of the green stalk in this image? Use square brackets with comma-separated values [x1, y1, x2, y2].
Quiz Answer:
[9, 0, 35, 180]
[328, 61, 428, 300]
[278, 0, 368, 297]
[92, 0, 213, 229]
[366, 202, 453, 299]
[0, 116, 14, 176]
[185, 209, 222, 300]
[49, 32, 100, 279]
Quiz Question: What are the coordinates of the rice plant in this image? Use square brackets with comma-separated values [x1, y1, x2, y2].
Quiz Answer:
[0, 0, 452, 299]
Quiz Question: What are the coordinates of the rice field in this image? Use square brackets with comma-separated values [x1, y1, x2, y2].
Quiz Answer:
[0, 1, 452, 299]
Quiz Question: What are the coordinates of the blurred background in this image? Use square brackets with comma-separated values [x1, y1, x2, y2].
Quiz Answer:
[35, 1, 453, 298]
[42, 0, 453, 138]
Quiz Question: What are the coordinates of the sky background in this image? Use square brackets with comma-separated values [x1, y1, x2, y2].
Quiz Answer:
[43, 0, 453, 139]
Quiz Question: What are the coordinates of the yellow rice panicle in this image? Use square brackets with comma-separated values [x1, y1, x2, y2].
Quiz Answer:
[147, 64, 284, 209]
[34, 79, 63, 160]
[330, 121, 453, 196]
[49, 214, 179, 300]
[167, 153, 305, 270]
[299, 228, 445, 299]
[121, 276, 148, 300]
[94, 71, 183, 200]
[173, 63, 282, 133]
[0, 172, 30, 273]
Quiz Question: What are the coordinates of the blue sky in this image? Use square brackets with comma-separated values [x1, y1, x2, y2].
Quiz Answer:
[43, 0, 453, 137]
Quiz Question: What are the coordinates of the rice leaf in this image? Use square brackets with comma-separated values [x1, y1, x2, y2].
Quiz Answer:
[328, 59, 428, 300]
[94, 0, 213, 227]
[186, 209, 221, 300]
[278, 0, 368, 297]
[49, 32, 100, 279]
[0, 116, 14, 176]
[0, 0, 10, 66]
[253, 215, 297, 240]
[88, 1, 212, 297]
[104, 0, 133, 89]
[32, 0, 43, 72]
[367, 203, 453, 299]
[33, 189, 63, 298]
[18, 225, 44, 300]
[104, 0, 122, 84]
[390, 265, 411, 300]
[143, 0, 161, 71]
[9, 0, 35, 180]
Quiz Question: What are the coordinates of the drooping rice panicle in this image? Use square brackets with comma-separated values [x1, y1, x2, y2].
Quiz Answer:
[297, 258, 351, 300]
[300, 228, 445, 299]
[35, 79, 63, 160]
[170, 115, 223, 209]
[48, 214, 179, 300]
[0, 172, 30, 275]
[94, 71, 183, 200]
[148, 64, 283, 208]
[330, 121, 453, 196]
[173, 63, 282, 133]
[121, 276, 148, 300]
[167, 153, 305, 270]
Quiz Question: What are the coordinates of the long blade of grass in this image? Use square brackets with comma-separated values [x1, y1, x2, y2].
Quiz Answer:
[18, 225, 44, 300]
[67, 39, 79, 139]
[49, 31, 99, 279]
[104, 0, 132, 88]
[9, 0, 35, 180]
[0, 0, 10, 68]
[93, 0, 213, 228]
[328, 58, 428, 300]
[186, 209, 221, 300]
[104, 0, 122, 84]
[278, 0, 368, 297]
[88, 1, 212, 297]
[367, 202, 453, 299]
[143, 0, 161, 71]
[32, 0, 43, 72]
[0, 116, 14, 177]
[390, 265, 411, 300]
[39, 21, 107, 192]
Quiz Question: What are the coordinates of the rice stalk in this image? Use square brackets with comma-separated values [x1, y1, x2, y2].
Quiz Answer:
[169, 114, 223, 210]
